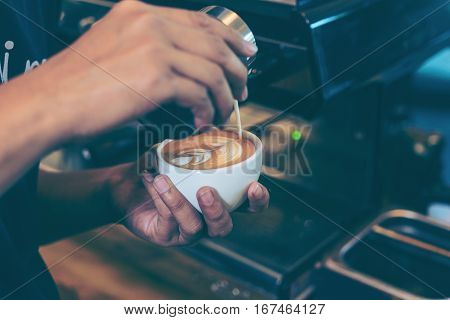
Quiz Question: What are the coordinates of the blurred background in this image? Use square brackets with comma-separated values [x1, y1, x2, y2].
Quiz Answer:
[40, 0, 449, 299]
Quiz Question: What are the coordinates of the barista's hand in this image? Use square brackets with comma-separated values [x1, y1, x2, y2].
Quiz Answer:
[41, 0, 256, 140]
[111, 165, 269, 246]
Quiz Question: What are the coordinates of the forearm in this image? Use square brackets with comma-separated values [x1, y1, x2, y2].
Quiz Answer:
[37, 163, 132, 245]
[0, 63, 70, 194]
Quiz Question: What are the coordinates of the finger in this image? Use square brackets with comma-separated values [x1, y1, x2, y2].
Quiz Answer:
[166, 24, 248, 100]
[141, 174, 178, 242]
[197, 187, 233, 238]
[153, 175, 204, 243]
[248, 182, 270, 213]
[170, 76, 215, 128]
[152, 7, 258, 58]
[169, 50, 234, 122]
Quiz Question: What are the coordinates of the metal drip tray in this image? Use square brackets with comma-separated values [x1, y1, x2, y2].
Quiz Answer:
[378, 216, 450, 251]
[325, 210, 450, 299]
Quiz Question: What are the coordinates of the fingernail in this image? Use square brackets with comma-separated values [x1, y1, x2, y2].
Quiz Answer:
[252, 184, 264, 200]
[245, 41, 258, 55]
[154, 175, 170, 194]
[142, 173, 154, 184]
[199, 190, 215, 207]
[240, 87, 248, 101]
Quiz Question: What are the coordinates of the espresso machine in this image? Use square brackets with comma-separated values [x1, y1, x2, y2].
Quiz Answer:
[53, 0, 450, 299]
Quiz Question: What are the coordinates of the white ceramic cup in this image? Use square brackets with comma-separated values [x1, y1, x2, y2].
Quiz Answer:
[155, 130, 263, 212]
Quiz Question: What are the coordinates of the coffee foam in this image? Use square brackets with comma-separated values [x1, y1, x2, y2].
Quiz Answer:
[161, 130, 255, 170]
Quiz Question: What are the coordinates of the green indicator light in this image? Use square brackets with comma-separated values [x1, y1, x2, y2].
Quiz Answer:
[291, 130, 302, 141]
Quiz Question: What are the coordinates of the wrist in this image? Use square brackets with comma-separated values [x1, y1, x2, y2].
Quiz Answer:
[105, 162, 137, 224]
[0, 72, 68, 158]
[23, 48, 98, 147]
[31, 53, 78, 147]
[6, 56, 77, 151]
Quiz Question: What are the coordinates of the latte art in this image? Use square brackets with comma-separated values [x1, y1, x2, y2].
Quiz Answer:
[162, 130, 255, 170]
[169, 138, 241, 168]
